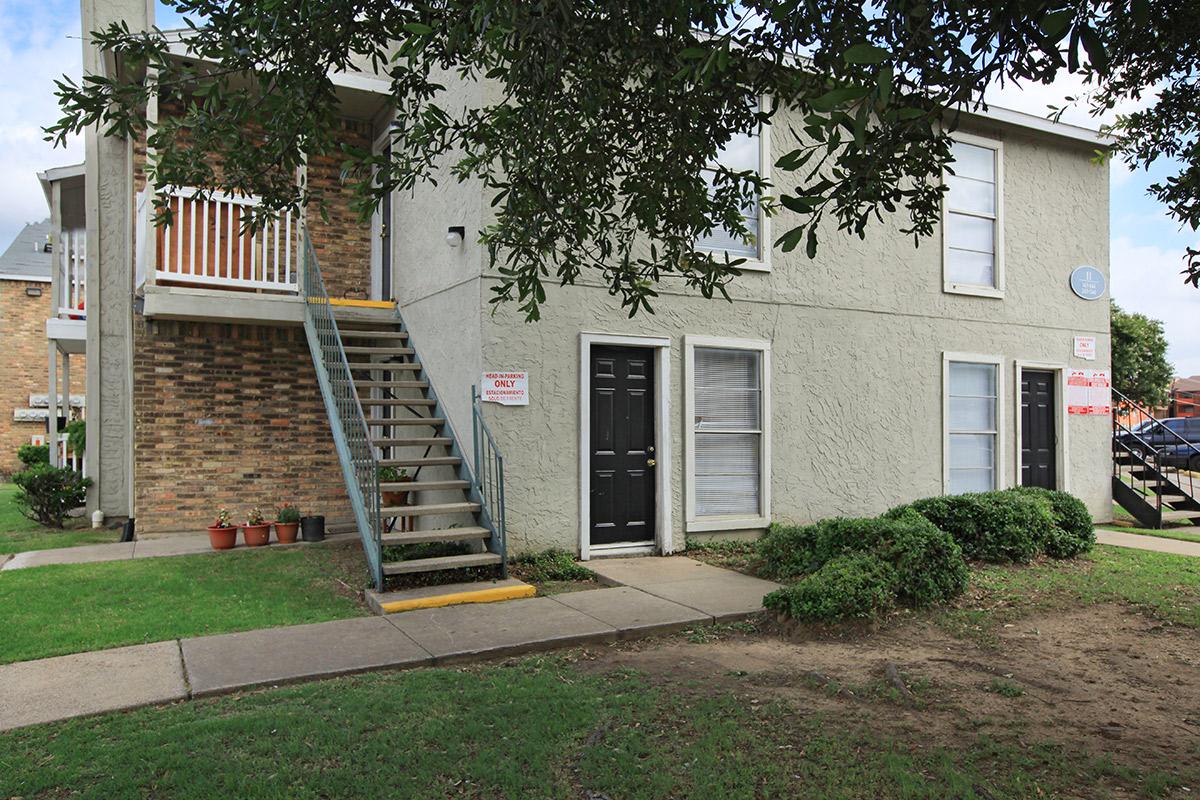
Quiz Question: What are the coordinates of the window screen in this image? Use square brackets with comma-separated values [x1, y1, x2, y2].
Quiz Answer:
[946, 140, 998, 288]
[693, 347, 763, 516]
[947, 361, 998, 493]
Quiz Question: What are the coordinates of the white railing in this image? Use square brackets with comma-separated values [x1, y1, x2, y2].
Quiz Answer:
[56, 434, 85, 477]
[153, 186, 297, 293]
[58, 228, 86, 320]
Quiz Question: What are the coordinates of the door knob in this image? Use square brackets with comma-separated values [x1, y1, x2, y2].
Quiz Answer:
[646, 458, 657, 467]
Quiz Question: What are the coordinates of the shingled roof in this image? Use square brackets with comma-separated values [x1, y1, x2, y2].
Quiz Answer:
[0, 220, 52, 281]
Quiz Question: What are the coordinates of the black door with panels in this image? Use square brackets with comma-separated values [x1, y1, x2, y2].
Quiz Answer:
[589, 345, 656, 545]
[1020, 369, 1057, 489]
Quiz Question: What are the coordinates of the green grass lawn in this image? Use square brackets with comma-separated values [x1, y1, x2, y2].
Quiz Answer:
[0, 546, 369, 664]
[0, 656, 1184, 800]
[0, 482, 116, 554]
[1099, 523, 1200, 544]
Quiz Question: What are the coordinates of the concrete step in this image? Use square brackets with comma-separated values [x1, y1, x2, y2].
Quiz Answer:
[378, 456, 462, 468]
[343, 346, 414, 356]
[371, 436, 452, 448]
[360, 398, 437, 407]
[353, 380, 429, 389]
[1161, 508, 1200, 522]
[380, 479, 470, 492]
[338, 329, 408, 340]
[383, 552, 502, 576]
[380, 526, 491, 546]
[383, 501, 481, 517]
[367, 417, 446, 427]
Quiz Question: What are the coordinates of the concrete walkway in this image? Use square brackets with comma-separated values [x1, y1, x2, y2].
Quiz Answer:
[0, 556, 779, 731]
[1, 531, 357, 571]
[1097, 528, 1200, 557]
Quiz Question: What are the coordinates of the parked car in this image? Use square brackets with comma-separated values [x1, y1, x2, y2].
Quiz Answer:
[1117, 417, 1200, 469]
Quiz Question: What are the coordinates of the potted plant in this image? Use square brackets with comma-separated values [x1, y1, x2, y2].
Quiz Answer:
[242, 507, 271, 547]
[207, 507, 237, 550]
[275, 504, 301, 544]
[379, 466, 412, 508]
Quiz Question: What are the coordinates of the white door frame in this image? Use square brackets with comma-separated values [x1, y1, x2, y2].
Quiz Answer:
[369, 123, 394, 302]
[1013, 361, 1070, 492]
[578, 332, 673, 560]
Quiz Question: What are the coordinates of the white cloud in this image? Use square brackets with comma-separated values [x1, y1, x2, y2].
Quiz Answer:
[0, 2, 84, 247]
[1110, 236, 1200, 377]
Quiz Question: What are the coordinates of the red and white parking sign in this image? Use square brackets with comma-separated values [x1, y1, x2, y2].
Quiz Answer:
[481, 372, 529, 406]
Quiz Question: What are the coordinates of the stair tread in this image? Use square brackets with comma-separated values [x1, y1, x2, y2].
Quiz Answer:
[343, 346, 415, 355]
[383, 552, 502, 575]
[383, 501, 481, 517]
[338, 329, 408, 339]
[353, 380, 429, 389]
[371, 436, 452, 447]
[360, 398, 437, 406]
[378, 456, 462, 467]
[367, 417, 446, 426]
[348, 362, 422, 370]
[380, 527, 490, 546]
[381, 479, 470, 491]
[1161, 508, 1200, 521]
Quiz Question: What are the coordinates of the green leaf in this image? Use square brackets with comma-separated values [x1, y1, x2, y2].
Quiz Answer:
[1039, 10, 1073, 41]
[1079, 26, 1107, 72]
[780, 195, 818, 213]
[1131, 0, 1150, 25]
[403, 22, 434, 35]
[809, 85, 869, 113]
[777, 225, 807, 253]
[843, 43, 890, 65]
[876, 65, 893, 105]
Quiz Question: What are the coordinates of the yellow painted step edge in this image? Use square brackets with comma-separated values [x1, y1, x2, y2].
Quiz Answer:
[380, 583, 536, 614]
[326, 298, 396, 309]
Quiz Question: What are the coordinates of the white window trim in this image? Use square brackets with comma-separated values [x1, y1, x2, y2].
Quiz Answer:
[695, 95, 772, 273]
[577, 332, 673, 560]
[1013, 361, 1070, 493]
[942, 131, 1005, 298]
[684, 335, 772, 532]
[942, 352, 1006, 495]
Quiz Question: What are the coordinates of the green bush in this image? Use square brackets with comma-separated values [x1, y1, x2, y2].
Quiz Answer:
[12, 464, 92, 528]
[1006, 487, 1095, 558]
[511, 548, 594, 583]
[757, 511, 968, 610]
[65, 419, 86, 456]
[16, 444, 49, 467]
[887, 492, 1054, 564]
[763, 553, 898, 622]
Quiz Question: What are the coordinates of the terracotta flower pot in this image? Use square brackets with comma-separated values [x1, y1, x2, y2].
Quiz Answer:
[274, 522, 299, 544]
[207, 525, 237, 551]
[382, 490, 410, 508]
[242, 523, 271, 547]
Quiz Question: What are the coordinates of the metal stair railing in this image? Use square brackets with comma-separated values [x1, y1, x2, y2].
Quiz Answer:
[1112, 388, 1200, 524]
[472, 386, 508, 576]
[300, 230, 383, 589]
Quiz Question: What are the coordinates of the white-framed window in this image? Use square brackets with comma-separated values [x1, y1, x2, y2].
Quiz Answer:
[695, 97, 771, 271]
[684, 336, 771, 531]
[943, 353, 1004, 494]
[943, 132, 1003, 296]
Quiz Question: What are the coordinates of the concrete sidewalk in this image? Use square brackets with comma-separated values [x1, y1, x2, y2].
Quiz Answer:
[1097, 528, 1200, 557]
[1, 531, 357, 571]
[0, 556, 779, 731]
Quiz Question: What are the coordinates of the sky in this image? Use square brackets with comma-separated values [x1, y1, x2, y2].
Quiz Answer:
[1, 1, 1197, 377]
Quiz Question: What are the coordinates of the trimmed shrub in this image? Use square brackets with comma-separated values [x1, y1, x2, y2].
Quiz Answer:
[757, 511, 968, 609]
[887, 492, 1054, 564]
[12, 464, 92, 528]
[1006, 487, 1095, 558]
[763, 553, 898, 622]
[16, 444, 49, 467]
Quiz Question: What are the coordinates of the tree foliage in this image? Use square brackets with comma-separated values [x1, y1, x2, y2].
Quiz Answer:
[46, 0, 1199, 319]
[1110, 301, 1174, 409]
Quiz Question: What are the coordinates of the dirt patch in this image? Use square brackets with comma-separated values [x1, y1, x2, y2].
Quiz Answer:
[578, 603, 1200, 774]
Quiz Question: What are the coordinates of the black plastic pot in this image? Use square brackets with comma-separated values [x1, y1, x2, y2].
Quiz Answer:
[300, 515, 325, 542]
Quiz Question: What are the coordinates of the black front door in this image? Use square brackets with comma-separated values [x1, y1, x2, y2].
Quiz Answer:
[1021, 369, 1057, 489]
[590, 345, 656, 545]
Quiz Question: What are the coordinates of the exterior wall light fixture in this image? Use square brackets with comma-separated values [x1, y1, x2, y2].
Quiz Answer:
[25, 286, 43, 297]
[446, 226, 465, 248]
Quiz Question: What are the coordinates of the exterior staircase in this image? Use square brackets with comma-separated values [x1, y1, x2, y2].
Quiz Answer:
[1112, 388, 1200, 529]
[300, 236, 506, 590]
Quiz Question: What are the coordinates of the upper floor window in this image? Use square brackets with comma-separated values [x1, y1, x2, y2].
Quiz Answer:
[695, 100, 769, 268]
[944, 135, 1003, 296]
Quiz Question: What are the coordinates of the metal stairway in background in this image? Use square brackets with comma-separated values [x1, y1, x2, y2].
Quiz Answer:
[299, 233, 506, 590]
[1111, 388, 1200, 529]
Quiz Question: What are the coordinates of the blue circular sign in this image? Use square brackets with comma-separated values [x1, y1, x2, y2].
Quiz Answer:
[1069, 265, 1106, 300]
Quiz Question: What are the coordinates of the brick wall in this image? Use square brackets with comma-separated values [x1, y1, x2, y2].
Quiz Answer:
[132, 318, 350, 533]
[305, 118, 374, 300]
[0, 281, 86, 478]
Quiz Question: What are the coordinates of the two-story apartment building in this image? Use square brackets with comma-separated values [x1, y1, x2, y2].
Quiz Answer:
[76, 0, 1112, 588]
